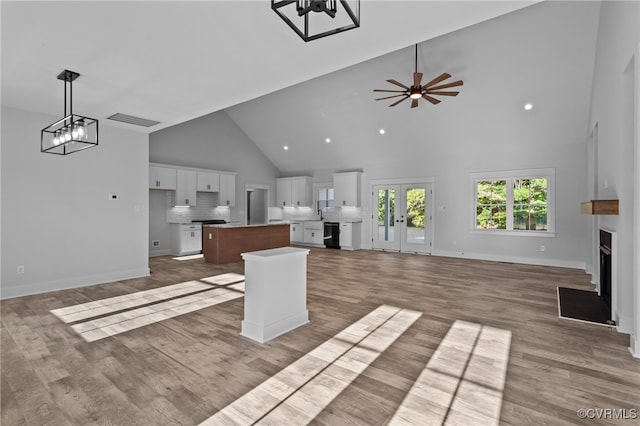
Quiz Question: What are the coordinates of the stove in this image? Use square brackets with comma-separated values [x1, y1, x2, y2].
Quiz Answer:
[191, 219, 227, 225]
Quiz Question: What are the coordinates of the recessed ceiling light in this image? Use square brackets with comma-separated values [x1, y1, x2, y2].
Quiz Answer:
[379, 129, 386, 135]
[524, 103, 533, 111]
[325, 138, 331, 143]
[283, 145, 289, 150]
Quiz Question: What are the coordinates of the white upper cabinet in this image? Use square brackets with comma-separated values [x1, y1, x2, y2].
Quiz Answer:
[197, 171, 220, 192]
[333, 172, 361, 207]
[176, 169, 197, 206]
[149, 166, 177, 190]
[277, 176, 312, 207]
[219, 173, 236, 207]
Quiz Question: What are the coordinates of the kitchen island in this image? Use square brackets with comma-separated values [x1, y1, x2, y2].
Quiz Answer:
[202, 223, 290, 264]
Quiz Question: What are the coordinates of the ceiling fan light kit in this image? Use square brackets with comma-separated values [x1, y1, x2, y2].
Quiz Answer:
[272, 0, 360, 42]
[41, 69, 99, 155]
[374, 44, 463, 108]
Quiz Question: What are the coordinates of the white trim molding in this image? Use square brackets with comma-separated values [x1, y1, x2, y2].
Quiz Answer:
[0, 268, 151, 300]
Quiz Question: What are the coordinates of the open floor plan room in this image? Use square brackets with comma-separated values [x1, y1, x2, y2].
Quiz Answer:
[2, 249, 638, 425]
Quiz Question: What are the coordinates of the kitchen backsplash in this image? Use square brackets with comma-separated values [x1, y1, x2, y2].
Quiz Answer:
[166, 192, 231, 223]
[280, 206, 362, 222]
[164, 193, 362, 224]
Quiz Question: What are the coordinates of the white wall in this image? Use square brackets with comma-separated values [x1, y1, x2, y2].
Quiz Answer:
[149, 190, 171, 256]
[587, 1, 639, 340]
[149, 110, 281, 224]
[1, 106, 150, 299]
[353, 141, 588, 268]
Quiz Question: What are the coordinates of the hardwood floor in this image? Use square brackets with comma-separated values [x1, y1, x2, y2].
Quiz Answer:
[2, 248, 639, 425]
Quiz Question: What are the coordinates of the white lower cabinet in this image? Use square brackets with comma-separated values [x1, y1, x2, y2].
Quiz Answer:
[302, 221, 324, 246]
[303, 229, 323, 245]
[290, 223, 304, 243]
[340, 222, 361, 250]
[171, 224, 202, 256]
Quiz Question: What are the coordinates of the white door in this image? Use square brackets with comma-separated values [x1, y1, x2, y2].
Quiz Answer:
[372, 183, 432, 254]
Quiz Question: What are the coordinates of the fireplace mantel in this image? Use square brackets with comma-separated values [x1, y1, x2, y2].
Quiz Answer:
[581, 199, 618, 215]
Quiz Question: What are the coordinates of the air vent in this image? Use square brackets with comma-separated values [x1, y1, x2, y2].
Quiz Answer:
[107, 113, 160, 128]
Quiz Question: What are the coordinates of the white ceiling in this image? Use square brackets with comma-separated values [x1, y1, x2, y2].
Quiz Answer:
[2, 1, 601, 174]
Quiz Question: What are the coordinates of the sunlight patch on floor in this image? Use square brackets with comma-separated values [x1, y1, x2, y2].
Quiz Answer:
[71, 287, 243, 342]
[172, 254, 204, 261]
[388, 320, 511, 426]
[199, 305, 422, 426]
[202, 272, 245, 285]
[51, 273, 246, 342]
[50, 280, 213, 323]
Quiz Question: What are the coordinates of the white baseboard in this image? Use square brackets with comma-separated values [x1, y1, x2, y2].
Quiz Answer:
[0, 267, 151, 300]
[630, 335, 640, 358]
[361, 242, 586, 269]
[430, 249, 586, 270]
[614, 313, 633, 334]
[149, 248, 171, 257]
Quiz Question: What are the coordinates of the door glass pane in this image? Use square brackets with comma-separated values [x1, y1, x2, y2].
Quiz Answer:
[377, 189, 395, 241]
[405, 187, 426, 244]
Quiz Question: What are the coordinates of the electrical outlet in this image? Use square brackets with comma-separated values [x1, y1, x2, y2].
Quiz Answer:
[540, 245, 546, 252]
[17, 265, 25, 274]
[152, 240, 160, 247]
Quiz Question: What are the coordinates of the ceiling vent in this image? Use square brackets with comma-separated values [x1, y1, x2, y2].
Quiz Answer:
[106, 113, 160, 128]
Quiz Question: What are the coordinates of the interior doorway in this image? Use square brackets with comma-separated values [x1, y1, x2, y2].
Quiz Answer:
[372, 182, 433, 254]
[245, 184, 269, 225]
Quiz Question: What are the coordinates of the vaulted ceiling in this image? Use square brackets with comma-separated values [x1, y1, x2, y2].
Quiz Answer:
[2, 1, 601, 174]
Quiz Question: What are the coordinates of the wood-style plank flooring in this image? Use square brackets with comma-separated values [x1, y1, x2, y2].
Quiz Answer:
[2, 248, 639, 425]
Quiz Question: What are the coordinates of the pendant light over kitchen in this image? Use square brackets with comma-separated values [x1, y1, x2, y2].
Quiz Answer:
[41, 69, 98, 155]
[271, 0, 360, 42]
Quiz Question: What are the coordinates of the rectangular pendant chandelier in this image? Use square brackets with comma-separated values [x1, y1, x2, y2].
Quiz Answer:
[41, 70, 99, 155]
[272, 0, 360, 42]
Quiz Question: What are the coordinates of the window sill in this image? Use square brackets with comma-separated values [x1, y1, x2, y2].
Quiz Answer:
[470, 229, 556, 238]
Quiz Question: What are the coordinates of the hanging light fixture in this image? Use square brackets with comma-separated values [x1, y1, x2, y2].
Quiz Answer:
[272, 0, 360, 42]
[41, 70, 98, 155]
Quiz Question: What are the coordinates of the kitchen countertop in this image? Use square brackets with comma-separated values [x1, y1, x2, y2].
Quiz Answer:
[203, 222, 291, 229]
[285, 218, 363, 223]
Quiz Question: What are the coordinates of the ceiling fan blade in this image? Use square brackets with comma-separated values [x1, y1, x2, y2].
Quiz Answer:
[386, 79, 410, 90]
[422, 94, 441, 105]
[373, 89, 407, 93]
[425, 90, 459, 97]
[411, 98, 419, 108]
[413, 72, 423, 88]
[427, 80, 464, 91]
[375, 94, 409, 101]
[422, 72, 451, 89]
[422, 73, 451, 89]
[389, 95, 409, 107]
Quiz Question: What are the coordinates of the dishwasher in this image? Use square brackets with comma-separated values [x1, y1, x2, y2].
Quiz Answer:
[324, 222, 340, 249]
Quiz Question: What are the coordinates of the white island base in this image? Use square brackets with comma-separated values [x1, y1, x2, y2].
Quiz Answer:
[240, 247, 310, 343]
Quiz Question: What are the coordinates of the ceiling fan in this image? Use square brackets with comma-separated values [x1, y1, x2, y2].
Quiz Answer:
[373, 44, 463, 108]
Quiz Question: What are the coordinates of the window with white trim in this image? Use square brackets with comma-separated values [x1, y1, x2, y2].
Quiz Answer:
[317, 186, 335, 212]
[471, 168, 555, 235]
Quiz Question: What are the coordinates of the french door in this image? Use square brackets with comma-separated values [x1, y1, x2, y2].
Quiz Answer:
[372, 183, 432, 254]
